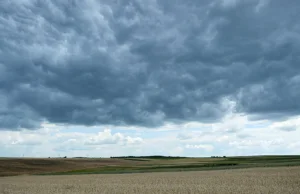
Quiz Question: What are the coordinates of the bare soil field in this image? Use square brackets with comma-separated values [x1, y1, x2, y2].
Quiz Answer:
[0, 158, 138, 177]
[1, 166, 299, 194]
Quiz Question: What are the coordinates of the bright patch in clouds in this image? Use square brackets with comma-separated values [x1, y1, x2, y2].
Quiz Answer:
[185, 144, 214, 152]
[1, 114, 300, 157]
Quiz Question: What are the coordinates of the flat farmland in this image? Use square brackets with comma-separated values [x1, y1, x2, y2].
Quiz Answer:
[0, 158, 137, 177]
[1, 166, 300, 194]
[2, 155, 300, 176]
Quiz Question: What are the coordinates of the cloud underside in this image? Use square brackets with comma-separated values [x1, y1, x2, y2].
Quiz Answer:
[1, 116, 300, 157]
[1, 0, 300, 130]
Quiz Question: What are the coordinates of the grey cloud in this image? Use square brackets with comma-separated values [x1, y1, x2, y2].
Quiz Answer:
[177, 132, 193, 140]
[1, 0, 300, 130]
[237, 133, 253, 139]
[278, 125, 297, 132]
[0, 93, 41, 130]
[224, 128, 239, 133]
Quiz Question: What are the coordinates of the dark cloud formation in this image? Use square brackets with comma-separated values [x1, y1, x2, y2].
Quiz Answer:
[1, 0, 300, 130]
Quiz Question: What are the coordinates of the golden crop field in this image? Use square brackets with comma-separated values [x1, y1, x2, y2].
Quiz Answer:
[1, 166, 300, 194]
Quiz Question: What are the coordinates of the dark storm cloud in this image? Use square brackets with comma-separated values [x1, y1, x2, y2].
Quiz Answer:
[1, 0, 300, 130]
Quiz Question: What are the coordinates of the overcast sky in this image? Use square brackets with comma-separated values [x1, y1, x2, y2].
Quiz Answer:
[1, 0, 300, 157]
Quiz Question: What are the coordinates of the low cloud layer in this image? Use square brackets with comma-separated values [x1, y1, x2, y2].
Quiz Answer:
[1, 116, 300, 157]
[1, 0, 300, 130]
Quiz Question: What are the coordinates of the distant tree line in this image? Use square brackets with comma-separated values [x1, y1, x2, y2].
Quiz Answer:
[110, 155, 187, 159]
[211, 156, 226, 158]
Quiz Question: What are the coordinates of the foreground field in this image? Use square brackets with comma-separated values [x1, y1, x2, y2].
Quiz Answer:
[1, 166, 299, 194]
